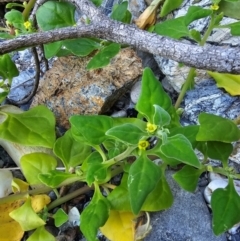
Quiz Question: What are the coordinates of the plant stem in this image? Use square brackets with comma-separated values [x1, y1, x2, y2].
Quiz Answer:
[22, 0, 36, 21]
[0, 186, 52, 204]
[47, 185, 93, 211]
[174, 13, 217, 109]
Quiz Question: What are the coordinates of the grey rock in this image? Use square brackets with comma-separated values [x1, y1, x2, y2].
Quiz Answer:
[145, 170, 227, 241]
[130, 81, 141, 104]
[181, 79, 240, 125]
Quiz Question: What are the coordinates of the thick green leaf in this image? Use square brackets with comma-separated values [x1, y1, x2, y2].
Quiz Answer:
[154, 17, 189, 39]
[135, 68, 172, 123]
[110, 1, 132, 23]
[43, 41, 62, 59]
[211, 178, 240, 235]
[128, 155, 161, 215]
[80, 185, 110, 241]
[173, 165, 204, 192]
[219, 0, 240, 19]
[4, 9, 24, 29]
[52, 209, 68, 227]
[54, 130, 91, 170]
[184, 6, 212, 26]
[36, 1, 76, 31]
[106, 123, 148, 145]
[70, 115, 113, 145]
[161, 134, 201, 168]
[87, 43, 121, 70]
[169, 125, 199, 148]
[196, 113, 240, 142]
[208, 71, 240, 95]
[160, 0, 184, 17]
[207, 141, 233, 167]
[10, 198, 45, 231]
[142, 166, 173, 211]
[27, 226, 55, 241]
[20, 153, 57, 186]
[0, 54, 19, 81]
[0, 105, 56, 147]
[153, 104, 171, 126]
[38, 170, 80, 188]
[63, 38, 100, 56]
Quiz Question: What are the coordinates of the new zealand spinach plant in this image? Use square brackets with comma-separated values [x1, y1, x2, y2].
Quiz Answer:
[0, 68, 239, 241]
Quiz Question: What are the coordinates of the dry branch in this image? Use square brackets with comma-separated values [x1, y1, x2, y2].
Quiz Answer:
[0, 0, 239, 73]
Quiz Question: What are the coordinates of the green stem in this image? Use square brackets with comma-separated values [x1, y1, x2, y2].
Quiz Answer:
[47, 185, 93, 211]
[174, 67, 196, 109]
[94, 145, 107, 162]
[174, 13, 217, 109]
[22, 0, 36, 21]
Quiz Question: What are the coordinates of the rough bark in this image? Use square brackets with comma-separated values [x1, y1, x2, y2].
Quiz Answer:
[0, 0, 240, 74]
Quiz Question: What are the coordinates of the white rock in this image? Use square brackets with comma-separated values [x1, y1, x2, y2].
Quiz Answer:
[111, 110, 127, 117]
[130, 81, 141, 104]
[68, 207, 80, 226]
[0, 170, 13, 198]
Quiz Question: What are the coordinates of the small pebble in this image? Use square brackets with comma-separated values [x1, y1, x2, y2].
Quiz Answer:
[130, 81, 141, 104]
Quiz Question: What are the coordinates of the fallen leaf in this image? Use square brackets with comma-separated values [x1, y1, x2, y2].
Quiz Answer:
[0, 194, 50, 241]
[100, 210, 135, 241]
[208, 71, 240, 96]
[135, 0, 163, 29]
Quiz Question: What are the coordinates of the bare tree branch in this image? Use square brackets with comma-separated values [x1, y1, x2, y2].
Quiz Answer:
[0, 0, 240, 74]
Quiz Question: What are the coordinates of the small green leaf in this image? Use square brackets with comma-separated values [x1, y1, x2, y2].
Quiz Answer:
[184, 6, 212, 26]
[36, 1, 76, 30]
[0, 105, 56, 147]
[38, 170, 80, 188]
[153, 104, 171, 126]
[6, 3, 25, 9]
[52, 208, 68, 227]
[222, 21, 240, 35]
[173, 165, 204, 192]
[211, 178, 240, 235]
[128, 155, 161, 215]
[160, 0, 184, 17]
[154, 17, 189, 39]
[135, 68, 172, 123]
[106, 123, 148, 145]
[161, 134, 201, 168]
[0, 54, 19, 81]
[87, 43, 121, 70]
[190, 29, 202, 43]
[80, 185, 110, 241]
[111, 1, 132, 23]
[43, 41, 62, 59]
[90, 0, 103, 7]
[63, 38, 100, 56]
[54, 130, 91, 170]
[142, 166, 173, 211]
[208, 71, 240, 95]
[27, 226, 56, 241]
[4, 10, 24, 29]
[70, 115, 113, 145]
[10, 198, 45, 231]
[20, 153, 57, 186]
[206, 141, 233, 167]
[0, 33, 14, 39]
[196, 113, 240, 142]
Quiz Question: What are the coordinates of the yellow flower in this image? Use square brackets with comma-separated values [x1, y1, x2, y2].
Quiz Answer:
[138, 140, 150, 150]
[146, 122, 157, 133]
[24, 21, 31, 30]
[210, 3, 219, 11]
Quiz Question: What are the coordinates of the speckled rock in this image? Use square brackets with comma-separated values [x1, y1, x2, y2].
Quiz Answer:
[154, 0, 240, 92]
[31, 48, 142, 128]
[145, 170, 227, 241]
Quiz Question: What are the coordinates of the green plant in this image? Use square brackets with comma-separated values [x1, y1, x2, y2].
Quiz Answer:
[0, 68, 240, 240]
